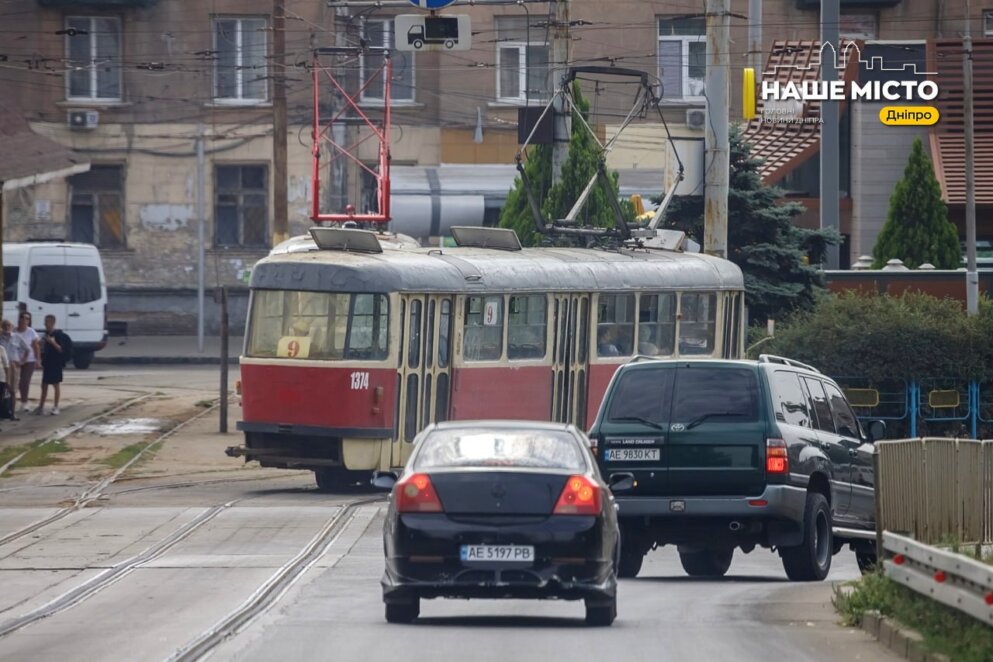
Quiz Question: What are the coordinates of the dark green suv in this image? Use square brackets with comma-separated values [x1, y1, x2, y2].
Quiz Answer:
[589, 355, 884, 581]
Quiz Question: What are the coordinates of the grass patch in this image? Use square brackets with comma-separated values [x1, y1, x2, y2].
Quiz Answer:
[835, 572, 993, 662]
[0, 440, 72, 470]
[100, 442, 149, 470]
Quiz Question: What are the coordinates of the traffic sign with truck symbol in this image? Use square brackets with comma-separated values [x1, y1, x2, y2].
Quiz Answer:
[395, 15, 471, 52]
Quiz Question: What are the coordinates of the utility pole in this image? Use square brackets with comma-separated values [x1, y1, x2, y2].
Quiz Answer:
[820, 0, 840, 270]
[704, 0, 730, 258]
[330, 7, 349, 214]
[550, 0, 571, 183]
[273, 0, 289, 244]
[964, 1, 978, 315]
[748, 0, 762, 72]
[196, 123, 206, 353]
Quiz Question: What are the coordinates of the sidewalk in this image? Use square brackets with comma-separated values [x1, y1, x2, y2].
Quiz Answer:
[93, 336, 245, 365]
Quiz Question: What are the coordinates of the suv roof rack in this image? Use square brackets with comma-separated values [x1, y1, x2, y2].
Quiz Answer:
[758, 354, 821, 374]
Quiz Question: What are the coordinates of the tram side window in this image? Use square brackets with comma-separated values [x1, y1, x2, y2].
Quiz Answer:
[679, 292, 716, 355]
[596, 294, 635, 357]
[463, 295, 503, 361]
[246, 290, 389, 361]
[638, 293, 676, 356]
[508, 295, 547, 360]
[347, 294, 389, 360]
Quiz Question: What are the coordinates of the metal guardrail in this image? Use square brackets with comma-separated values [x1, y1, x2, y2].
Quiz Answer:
[876, 438, 992, 545]
[882, 531, 993, 625]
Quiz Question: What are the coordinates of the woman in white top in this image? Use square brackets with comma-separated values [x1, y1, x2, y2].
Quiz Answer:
[14, 311, 41, 412]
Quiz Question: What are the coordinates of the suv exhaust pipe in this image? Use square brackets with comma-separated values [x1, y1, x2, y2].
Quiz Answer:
[728, 521, 743, 532]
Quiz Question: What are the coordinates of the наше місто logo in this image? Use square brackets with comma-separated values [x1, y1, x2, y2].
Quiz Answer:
[743, 42, 940, 126]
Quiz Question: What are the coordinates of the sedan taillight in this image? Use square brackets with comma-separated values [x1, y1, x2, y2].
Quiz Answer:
[395, 473, 443, 513]
[553, 475, 601, 515]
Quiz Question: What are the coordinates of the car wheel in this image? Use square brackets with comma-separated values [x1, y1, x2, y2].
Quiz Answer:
[585, 596, 616, 626]
[781, 492, 832, 581]
[385, 599, 419, 624]
[73, 351, 93, 370]
[616, 546, 644, 578]
[856, 551, 877, 575]
[678, 548, 733, 577]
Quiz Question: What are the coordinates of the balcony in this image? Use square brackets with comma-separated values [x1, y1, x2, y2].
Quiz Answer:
[38, 0, 158, 8]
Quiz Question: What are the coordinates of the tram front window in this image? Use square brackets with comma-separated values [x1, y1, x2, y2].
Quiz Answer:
[247, 290, 389, 360]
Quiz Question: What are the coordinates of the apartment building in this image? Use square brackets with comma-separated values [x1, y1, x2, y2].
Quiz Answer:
[0, 1, 988, 331]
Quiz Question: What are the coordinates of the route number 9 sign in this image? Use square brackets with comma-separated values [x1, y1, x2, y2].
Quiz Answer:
[277, 336, 312, 359]
[483, 298, 501, 326]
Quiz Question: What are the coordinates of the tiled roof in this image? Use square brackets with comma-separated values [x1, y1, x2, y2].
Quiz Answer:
[0, 100, 88, 187]
[742, 40, 861, 184]
[928, 38, 993, 205]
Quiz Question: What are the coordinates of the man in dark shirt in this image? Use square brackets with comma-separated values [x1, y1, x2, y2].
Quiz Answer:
[36, 314, 70, 416]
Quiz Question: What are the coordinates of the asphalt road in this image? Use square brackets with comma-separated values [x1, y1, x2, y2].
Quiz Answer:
[0, 366, 898, 661]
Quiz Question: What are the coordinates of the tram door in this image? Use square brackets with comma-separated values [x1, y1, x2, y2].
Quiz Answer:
[393, 295, 454, 466]
[550, 294, 590, 428]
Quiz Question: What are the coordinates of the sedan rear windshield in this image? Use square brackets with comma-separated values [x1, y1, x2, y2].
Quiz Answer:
[607, 366, 759, 424]
[415, 429, 587, 471]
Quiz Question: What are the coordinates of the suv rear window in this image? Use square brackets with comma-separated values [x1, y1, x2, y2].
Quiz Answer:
[29, 266, 101, 304]
[607, 365, 758, 424]
[671, 367, 759, 422]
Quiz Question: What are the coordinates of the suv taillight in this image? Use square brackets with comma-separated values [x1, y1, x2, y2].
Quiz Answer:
[395, 473, 443, 513]
[554, 475, 601, 515]
[766, 438, 788, 475]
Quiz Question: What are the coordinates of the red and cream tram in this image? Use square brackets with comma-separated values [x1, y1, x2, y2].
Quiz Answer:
[231, 227, 746, 488]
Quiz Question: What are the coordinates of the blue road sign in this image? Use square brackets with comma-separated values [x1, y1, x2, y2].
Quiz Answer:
[408, 0, 457, 9]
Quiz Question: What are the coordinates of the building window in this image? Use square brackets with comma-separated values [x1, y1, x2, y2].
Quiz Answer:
[361, 19, 415, 102]
[69, 165, 125, 248]
[215, 165, 268, 248]
[495, 17, 550, 103]
[214, 17, 268, 102]
[65, 16, 121, 101]
[658, 17, 705, 100]
[984, 10, 993, 36]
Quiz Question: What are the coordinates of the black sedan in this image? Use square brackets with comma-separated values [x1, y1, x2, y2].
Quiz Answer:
[375, 420, 622, 626]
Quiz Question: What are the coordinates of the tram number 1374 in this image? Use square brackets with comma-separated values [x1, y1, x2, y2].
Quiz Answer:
[350, 371, 370, 390]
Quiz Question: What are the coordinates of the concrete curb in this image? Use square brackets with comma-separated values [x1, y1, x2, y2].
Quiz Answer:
[860, 611, 950, 662]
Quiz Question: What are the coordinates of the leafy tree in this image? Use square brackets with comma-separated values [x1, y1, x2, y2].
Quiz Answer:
[872, 137, 961, 269]
[500, 83, 628, 246]
[662, 126, 838, 323]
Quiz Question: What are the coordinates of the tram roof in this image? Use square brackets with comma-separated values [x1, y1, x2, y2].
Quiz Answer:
[249, 245, 744, 294]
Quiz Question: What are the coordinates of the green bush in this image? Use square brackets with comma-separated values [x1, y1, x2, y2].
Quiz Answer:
[762, 292, 992, 382]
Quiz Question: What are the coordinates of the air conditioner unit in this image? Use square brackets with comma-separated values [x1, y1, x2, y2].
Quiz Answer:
[67, 110, 99, 130]
[685, 108, 706, 130]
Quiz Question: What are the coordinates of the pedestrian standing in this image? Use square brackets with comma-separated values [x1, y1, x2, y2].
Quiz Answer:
[0, 343, 12, 423]
[14, 311, 40, 412]
[37, 315, 70, 416]
[0, 319, 27, 409]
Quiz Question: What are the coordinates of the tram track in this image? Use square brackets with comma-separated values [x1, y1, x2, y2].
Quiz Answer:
[0, 501, 238, 638]
[0, 398, 223, 549]
[0, 394, 152, 479]
[168, 495, 382, 662]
